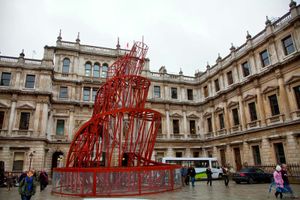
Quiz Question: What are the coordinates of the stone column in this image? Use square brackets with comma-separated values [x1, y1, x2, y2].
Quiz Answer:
[47, 109, 53, 140]
[8, 96, 17, 135]
[242, 142, 250, 166]
[276, 70, 291, 121]
[223, 101, 231, 134]
[285, 133, 300, 163]
[68, 108, 75, 140]
[167, 147, 173, 157]
[211, 109, 216, 136]
[238, 94, 246, 130]
[183, 106, 187, 138]
[255, 83, 266, 126]
[166, 110, 171, 138]
[164, 85, 169, 100]
[185, 148, 191, 157]
[34, 103, 41, 134]
[40, 102, 48, 137]
[261, 137, 271, 164]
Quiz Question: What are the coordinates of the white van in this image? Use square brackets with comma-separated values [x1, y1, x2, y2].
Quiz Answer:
[161, 157, 223, 180]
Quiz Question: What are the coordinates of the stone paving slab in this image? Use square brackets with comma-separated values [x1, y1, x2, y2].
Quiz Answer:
[0, 180, 299, 200]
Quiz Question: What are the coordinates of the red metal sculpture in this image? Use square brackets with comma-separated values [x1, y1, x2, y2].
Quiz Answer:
[52, 42, 181, 197]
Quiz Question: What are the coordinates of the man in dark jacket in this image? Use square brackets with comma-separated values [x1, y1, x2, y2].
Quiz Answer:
[222, 166, 230, 186]
[188, 166, 196, 187]
[206, 167, 213, 186]
[281, 164, 295, 198]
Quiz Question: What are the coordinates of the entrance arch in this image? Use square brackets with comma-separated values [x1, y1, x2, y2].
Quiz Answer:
[51, 151, 64, 172]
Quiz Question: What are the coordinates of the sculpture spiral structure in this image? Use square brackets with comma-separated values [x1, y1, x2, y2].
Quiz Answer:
[52, 42, 181, 197]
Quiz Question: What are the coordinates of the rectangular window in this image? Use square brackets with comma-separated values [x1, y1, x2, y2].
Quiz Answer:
[0, 111, 4, 129]
[282, 35, 295, 55]
[93, 64, 100, 77]
[232, 108, 240, 126]
[248, 102, 258, 121]
[19, 112, 30, 130]
[204, 86, 209, 97]
[214, 79, 220, 92]
[220, 149, 226, 166]
[56, 120, 65, 135]
[268, 94, 280, 116]
[25, 75, 35, 88]
[83, 87, 90, 101]
[12, 152, 24, 171]
[293, 85, 300, 109]
[218, 113, 225, 129]
[154, 86, 161, 98]
[242, 61, 251, 77]
[227, 71, 233, 85]
[92, 88, 98, 101]
[0, 72, 11, 86]
[171, 87, 178, 99]
[260, 50, 270, 67]
[189, 120, 196, 134]
[252, 145, 261, 165]
[187, 89, 193, 100]
[274, 143, 286, 164]
[175, 152, 182, 158]
[59, 86, 68, 99]
[173, 119, 179, 134]
[207, 117, 212, 132]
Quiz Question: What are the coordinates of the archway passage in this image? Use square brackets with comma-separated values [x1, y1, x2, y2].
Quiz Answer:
[51, 151, 64, 172]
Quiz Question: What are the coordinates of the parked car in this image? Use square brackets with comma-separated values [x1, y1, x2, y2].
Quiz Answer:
[232, 167, 272, 184]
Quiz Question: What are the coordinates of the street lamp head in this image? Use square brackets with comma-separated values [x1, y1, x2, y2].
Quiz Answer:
[29, 152, 34, 158]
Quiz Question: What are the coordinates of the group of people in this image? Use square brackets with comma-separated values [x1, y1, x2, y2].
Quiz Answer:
[180, 165, 196, 187]
[272, 164, 295, 199]
[15, 170, 49, 200]
[181, 165, 230, 187]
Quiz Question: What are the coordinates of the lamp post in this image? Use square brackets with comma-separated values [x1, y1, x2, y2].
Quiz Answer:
[29, 152, 34, 170]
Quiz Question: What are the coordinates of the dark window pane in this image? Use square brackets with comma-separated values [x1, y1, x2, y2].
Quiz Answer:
[25, 75, 35, 88]
[19, 112, 30, 130]
[260, 50, 270, 67]
[85, 62, 92, 76]
[252, 145, 261, 165]
[190, 120, 196, 134]
[207, 117, 212, 132]
[101, 64, 108, 78]
[171, 88, 178, 99]
[227, 71, 233, 85]
[0, 111, 4, 129]
[1, 72, 11, 86]
[248, 102, 258, 121]
[268, 94, 280, 115]
[242, 61, 251, 77]
[93, 64, 100, 77]
[282, 35, 295, 55]
[154, 86, 161, 98]
[187, 89, 193, 100]
[83, 87, 90, 101]
[274, 143, 286, 164]
[175, 152, 182, 157]
[92, 88, 98, 101]
[293, 85, 300, 109]
[219, 113, 225, 129]
[56, 120, 65, 135]
[59, 87, 68, 98]
[62, 58, 70, 73]
[173, 119, 179, 134]
[215, 79, 220, 92]
[232, 108, 240, 125]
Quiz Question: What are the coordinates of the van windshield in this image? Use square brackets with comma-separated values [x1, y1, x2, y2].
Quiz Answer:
[211, 161, 220, 168]
[193, 160, 209, 168]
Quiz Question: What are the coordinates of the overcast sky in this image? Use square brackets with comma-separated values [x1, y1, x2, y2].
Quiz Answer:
[0, 0, 297, 76]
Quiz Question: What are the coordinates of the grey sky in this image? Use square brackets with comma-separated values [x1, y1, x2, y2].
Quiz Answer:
[0, 0, 296, 76]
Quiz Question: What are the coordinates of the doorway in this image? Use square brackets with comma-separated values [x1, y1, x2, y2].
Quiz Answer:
[233, 147, 242, 171]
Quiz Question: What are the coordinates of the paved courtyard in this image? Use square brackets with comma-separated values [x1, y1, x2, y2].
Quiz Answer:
[1, 180, 299, 200]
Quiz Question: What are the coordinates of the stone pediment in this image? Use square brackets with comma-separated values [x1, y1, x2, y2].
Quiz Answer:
[227, 101, 238, 108]
[285, 74, 300, 85]
[170, 112, 182, 118]
[215, 107, 224, 113]
[17, 103, 35, 110]
[262, 86, 279, 94]
[203, 112, 212, 117]
[187, 114, 198, 119]
[0, 102, 9, 108]
[243, 94, 257, 102]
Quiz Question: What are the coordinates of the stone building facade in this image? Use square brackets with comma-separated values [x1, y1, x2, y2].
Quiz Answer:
[0, 2, 300, 173]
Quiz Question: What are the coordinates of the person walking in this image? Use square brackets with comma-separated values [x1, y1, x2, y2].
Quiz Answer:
[188, 166, 196, 187]
[281, 164, 295, 198]
[180, 165, 188, 186]
[206, 167, 213, 186]
[222, 166, 230, 186]
[273, 165, 284, 199]
[6, 171, 14, 191]
[18, 170, 37, 200]
[39, 170, 48, 191]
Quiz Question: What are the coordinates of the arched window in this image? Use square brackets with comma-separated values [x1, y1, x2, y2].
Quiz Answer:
[93, 63, 100, 77]
[101, 63, 108, 78]
[85, 62, 92, 76]
[62, 58, 70, 73]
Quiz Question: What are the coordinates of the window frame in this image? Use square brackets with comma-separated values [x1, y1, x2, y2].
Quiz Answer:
[282, 35, 295, 56]
[207, 117, 212, 133]
[59, 86, 68, 99]
[260, 49, 270, 67]
[19, 112, 30, 130]
[248, 102, 258, 121]
[62, 58, 70, 74]
[93, 63, 100, 77]
[83, 87, 91, 101]
[242, 61, 251, 77]
[218, 113, 225, 129]
[154, 86, 161, 98]
[232, 108, 240, 126]
[172, 119, 180, 134]
[171, 87, 178, 99]
[0, 72, 11, 86]
[85, 62, 92, 76]
[227, 71, 234, 85]
[25, 74, 35, 88]
[56, 119, 65, 135]
[189, 120, 196, 134]
[268, 94, 280, 116]
[293, 85, 300, 109]
[214, 79, 220, 92]
[187, 89, 193, 100]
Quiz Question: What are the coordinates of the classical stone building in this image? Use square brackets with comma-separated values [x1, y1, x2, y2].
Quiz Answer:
[0, 2, 300, 173]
